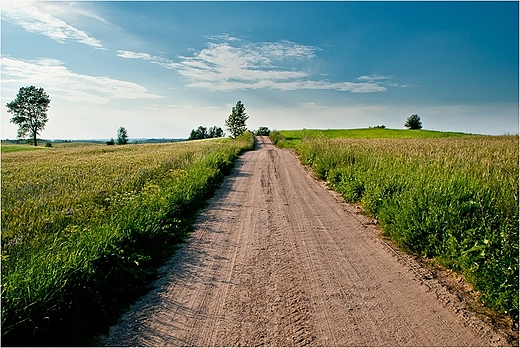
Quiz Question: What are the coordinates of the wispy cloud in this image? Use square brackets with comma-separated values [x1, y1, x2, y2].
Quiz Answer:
[118, 37, 396, 93]
[1, 56, 163, 104]
[175, 39, 389, 92]
[206, 33, 241, 42]
[300, 102, 330, 109]
[1, 1, 105, 49]
[273, 80, 387, 92]
[116, 50, 178, 70]
[357, 74, 392, 82]
[36, 2, 110, 25]
[175, 39, 319, 91]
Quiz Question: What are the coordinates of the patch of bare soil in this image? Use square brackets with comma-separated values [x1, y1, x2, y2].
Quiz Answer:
[106, 136, 514, 346]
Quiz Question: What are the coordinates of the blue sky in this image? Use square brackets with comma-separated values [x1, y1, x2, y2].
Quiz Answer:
[1, 1, 518, 139]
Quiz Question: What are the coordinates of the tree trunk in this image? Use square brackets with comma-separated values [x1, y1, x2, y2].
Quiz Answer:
[33, 135, 37, 147]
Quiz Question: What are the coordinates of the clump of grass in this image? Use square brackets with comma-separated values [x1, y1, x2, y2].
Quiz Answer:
[279, 130, 518, 320]
[1, 133, 254, 345]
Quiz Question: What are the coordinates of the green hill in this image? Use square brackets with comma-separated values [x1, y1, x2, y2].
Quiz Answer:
[279, 128, 474, 140]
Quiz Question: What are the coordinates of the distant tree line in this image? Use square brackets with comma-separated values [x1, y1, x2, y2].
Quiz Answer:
[254, 126, 270, 136]
[5, 88, 266, 146]
[188, 125, 224, 140]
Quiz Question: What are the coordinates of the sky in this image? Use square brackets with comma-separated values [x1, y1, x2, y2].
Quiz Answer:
[1, 1, 519, 139]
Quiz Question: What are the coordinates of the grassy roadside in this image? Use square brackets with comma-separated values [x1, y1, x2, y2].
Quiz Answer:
[1, 133, 254, 345]
[271, 129, 519, 321]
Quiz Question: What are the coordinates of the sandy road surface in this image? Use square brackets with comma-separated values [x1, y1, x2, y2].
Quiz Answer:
[107, 136, 510, 346]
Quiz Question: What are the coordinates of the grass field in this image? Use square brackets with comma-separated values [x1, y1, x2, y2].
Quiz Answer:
[271, 128, 519, 320]
[272, 128, 474, 148]
[1, 143, 47, 153]
[280, 127, 473, 139]
[1, 133, 254, 345]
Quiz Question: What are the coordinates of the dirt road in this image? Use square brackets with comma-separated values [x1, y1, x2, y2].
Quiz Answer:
[107, 136, 510, 346]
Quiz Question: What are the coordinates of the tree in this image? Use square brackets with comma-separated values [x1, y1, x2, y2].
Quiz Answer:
[225, 101, 249, 138]
[117, 126, 129, 145]
[405, 114, 423, 130]
[188, 125, 224, 140]
[208, 125, 224, 138]
[255, 126, 270, 136]
[188, 126, 208, 140]
[188, 129, 198, 140]
[6, 86, 51, 146]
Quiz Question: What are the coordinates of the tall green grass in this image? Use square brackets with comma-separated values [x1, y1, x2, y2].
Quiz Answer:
[1, 133, 254, 345]
[272, 129, 518, 320]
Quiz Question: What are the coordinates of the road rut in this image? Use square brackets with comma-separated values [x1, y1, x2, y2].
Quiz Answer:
[107, 136, 510, 346]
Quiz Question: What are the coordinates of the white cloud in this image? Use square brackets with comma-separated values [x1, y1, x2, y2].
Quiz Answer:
[175, 39, 389, 92]
[1, 1, 105, 49]
[116, 50, 178, 70]
[1, 56, 163, 104]
[36, 2, 110, 25]
[117, 38, 395, 93]
[117, 51, 154, 60]
[206, 33, 241, 42]
[275, 80, 386, 92]
[175, 41, 315, 90]
[357, 74, 392, 82]
[300, 102, 329, 109]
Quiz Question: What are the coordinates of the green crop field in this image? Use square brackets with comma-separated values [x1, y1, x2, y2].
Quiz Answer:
[1, 133, 254, 345]
[270, 128, 475, 149]
[271, 129, 519, 320]
[279, 127, 472, 140]
[1, 143, 46, 153]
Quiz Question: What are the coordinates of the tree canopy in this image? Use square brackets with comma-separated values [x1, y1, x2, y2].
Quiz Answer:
[189, 126, 208, 140]
[208, 125, 224, 138]
[255, 126, 271, 136]
[117, 126, 129, 145]
[6, 86, 51, 146]
[225, 101, 248, 138]
[405, 114, 423, 130]
[188, 125, 224, 140]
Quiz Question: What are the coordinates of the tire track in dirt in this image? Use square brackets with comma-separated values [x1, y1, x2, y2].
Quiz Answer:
[106, 136, 511, 346]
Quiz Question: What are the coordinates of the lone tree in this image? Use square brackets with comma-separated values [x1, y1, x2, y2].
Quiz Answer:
[6, 86, 51, 146]
[225, 101, 249, 138]
[405, 114, 423, 130]
[116, 126, 129, 145]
